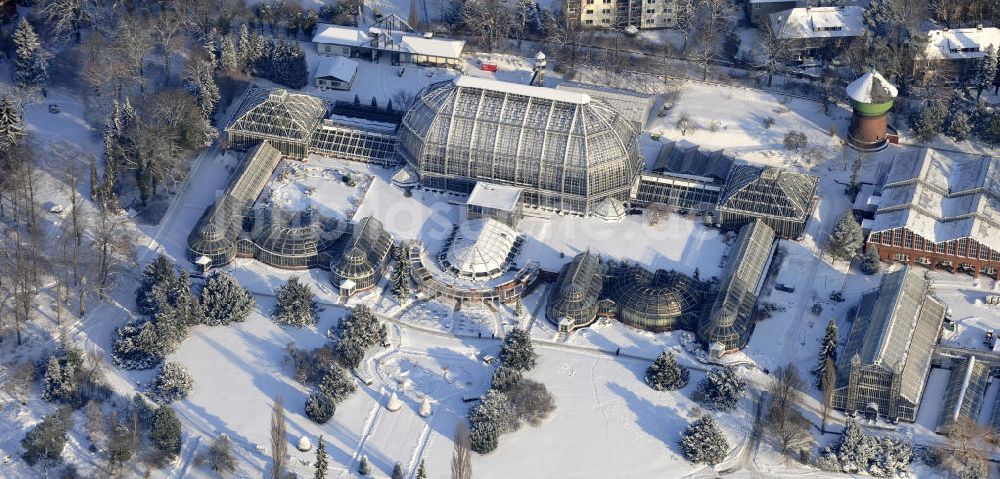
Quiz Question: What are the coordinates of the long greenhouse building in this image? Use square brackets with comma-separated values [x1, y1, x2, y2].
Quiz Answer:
[398, 76, 643, 215]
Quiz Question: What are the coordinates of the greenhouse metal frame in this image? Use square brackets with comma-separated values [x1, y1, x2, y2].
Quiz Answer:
[608, 266, 704, 332]
[437, 219, 524, 281]
[937, 355, 991, 433]
[330, 216, 395, 295]
[187, 142, 284, 266]
[832, 267, 946, 422]
[406, 241, 538, 304]
[398, 77, 643, 215]
[697, 219, 775, 351]
[545, 250, 606, 329]
[716, 165, 818, 239]
[311, 121, 399, 167]
[226, 87, 328, 158]
[249, 206, 346, 269]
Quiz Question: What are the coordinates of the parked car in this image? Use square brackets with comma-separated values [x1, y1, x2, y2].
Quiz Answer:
[775, 283, 795, 293]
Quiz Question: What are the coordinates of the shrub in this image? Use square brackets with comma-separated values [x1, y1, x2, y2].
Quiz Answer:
[305, 392, 336, 424]
[506, 379, 555, 427]
[152, 362, 194, 403]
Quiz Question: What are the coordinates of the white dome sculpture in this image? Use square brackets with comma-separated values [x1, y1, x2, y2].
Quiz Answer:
[296, 435, 312, 452]
[419, 395, 432, 417]
[386, 391, 403, 412]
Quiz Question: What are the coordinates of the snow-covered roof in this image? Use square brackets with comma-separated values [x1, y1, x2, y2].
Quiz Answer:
[467, 182, 522, 212]
[556, 81, 656, 127]
[868, 148, 1000, 252]
[838, 267, 945, 406]
[924, 27, 1000, 60]
[315, 56, 358, 82]
[592, 197, 626, 221]
[846, 70, 898, 103]
[441, 218, 520, 280]
[454, 76, 591, 105]
[769, 6, 865, 40]
[399, 34, 465, 59]
[312, 23, 371, 46]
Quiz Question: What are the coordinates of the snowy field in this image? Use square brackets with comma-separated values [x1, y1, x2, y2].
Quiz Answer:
[262, 156, 372, 221]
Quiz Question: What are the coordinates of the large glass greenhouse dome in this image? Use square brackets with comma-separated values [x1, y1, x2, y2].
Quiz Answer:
[398, 77, 642, 215]
[608, 266, 704, 332]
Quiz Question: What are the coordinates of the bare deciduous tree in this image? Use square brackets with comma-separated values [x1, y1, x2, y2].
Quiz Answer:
[764, 364, 812, 460]
[451, 423, 473, 479]
[270, 396, 287, 479]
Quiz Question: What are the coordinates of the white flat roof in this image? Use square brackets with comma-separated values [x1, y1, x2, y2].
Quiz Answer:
[925, 27, 1000, 60]
[399, 34, 465, 59]
[454, 76, 591, 105]
[315, 56, 358, 82]
[468, 182, 522, 212]
[312, 24, 370, 46]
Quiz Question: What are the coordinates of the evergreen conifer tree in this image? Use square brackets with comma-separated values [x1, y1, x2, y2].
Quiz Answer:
[392, 462, 404, 479]
[646, 350, 690, 391]
[314, 435, 328, 479]
[318, 365, 357, 404]
[947, 110, 972, 142]
[693, 367, 747, 412]
[390, 245, 411, 303]
[0, 95, 25, 151]
[416, 459, 427, 479]
[680, 415, 729, 465]
[200, 271, 256, 326]
[860, 246, 881, 275]
[829, 213, 863, 260]
[136, 254, 179, 316]
[305, 391, 336, 423]
[150, 406, 183, 458]
[979, 45, 998, 100]
[13, 19, 49, 87]
[910, 101, 947, 142]
[358, 455, 370, 475]
[208, 434, 236, 474]
[498, 328, 537, 371]
[333, 305, 387, 369]
[813, 320, 838, 388]
[220, 35, 240, 72]
[273, 277, 318, 326]
[21, 407, 73, 466]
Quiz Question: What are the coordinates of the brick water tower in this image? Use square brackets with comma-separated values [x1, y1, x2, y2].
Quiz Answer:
[847, 70, 898, 151]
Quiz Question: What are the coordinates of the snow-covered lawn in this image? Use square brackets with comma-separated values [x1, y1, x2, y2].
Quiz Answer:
[263, 156, 372, 221]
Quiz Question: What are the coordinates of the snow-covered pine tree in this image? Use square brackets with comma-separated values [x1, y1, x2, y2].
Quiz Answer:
[136, 254, 179, 316]
[0, 95, 25, 151]
[314, 435, 328, 479]
[20, 407, 73, 466]
[469, 389, 516, 441]
[173, 272, 206, 326]
[490, 365, 523, 392]
[829, 212, 863, 260]
[153, 362, 194, 403]
[42, 356, 69, 402]
[305, 392, 335, 423]
[960, 459, 988, 479]
[392, 462, 404, 479]
[200, 271, 256, 326]
[947, 110, 972, 142]
[332, 305, 387, 369]
[150, 406, 183, 458]
[872, 435, 912, 477]
[646, 350, 690, 391]
[978, 45, 998, 100]
[835, 418, 878, 474]
[390, 245, 411, 303]
[813, 320, 838, 388]
[112, 320, 162, 369]
[680, 415, 729, 465]
[469, 419, 500, 454]
[358, 455, 371, 475]
[499, 328, 538, 371]
[416, 459, 427, 479]
[237, 24, 253, 70]
[909, 101, 947, 142]
[273, 277, 318, 326]
[693, 367, 747, 412]
[13, 18, 49, 87]
[185, 59, 220, 121]
[220, 35, 240, 73]
[318, 365, 357, 404]
[860, 245, 881, 275]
